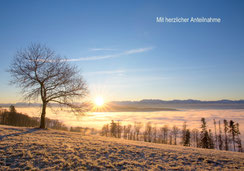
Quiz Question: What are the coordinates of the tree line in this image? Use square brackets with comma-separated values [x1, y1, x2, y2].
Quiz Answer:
[0, 105, 99, 134]
[0, 105, 68, 131]
[101, 118, 243, 152]
[70, 126, 97, 135]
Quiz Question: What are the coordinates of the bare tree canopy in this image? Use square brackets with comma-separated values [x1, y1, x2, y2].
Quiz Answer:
[8, 43, 88, 128]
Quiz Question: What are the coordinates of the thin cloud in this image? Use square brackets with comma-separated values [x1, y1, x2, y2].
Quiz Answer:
[124, 47, 153, 55]
[67, 54, 118, 61]
[84, 68, 162, 76]
[84, 70, 126, 75]
[89, 48, 117, 51]
[128, 76, 170, 82]
[67, 47, 153, 61]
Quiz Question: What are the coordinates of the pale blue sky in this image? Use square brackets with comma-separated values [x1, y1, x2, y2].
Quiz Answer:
[0, 0, 244, 103]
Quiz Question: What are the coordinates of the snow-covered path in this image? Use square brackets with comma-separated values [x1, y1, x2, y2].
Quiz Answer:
[0, 125, 244, 170]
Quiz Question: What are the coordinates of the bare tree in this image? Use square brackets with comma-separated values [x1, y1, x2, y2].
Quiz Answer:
[169, 131, 173, 145]
[214, 119, 218, 149]
[123, 125, 127, 139]
[134, 122, 142, 141]
[235, 123, 243, 152]
[123, 124, 132, 140]
[152, 124, 157, 143]
[144, 122, 152, 142]
[8, 44, 88, 128]
[128, 124, 133, 140]
[208, 129, 215, 149]
[191, 128, 199, 147]
[160, 125, 169, 144]
[101, 124, 109, 137]
[110, 120, 117, 137]
[218, 120, 223, 150]
[172, 125, 180, 145]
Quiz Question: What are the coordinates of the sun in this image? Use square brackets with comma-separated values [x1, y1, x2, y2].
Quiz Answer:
[94, 97, 104, 107]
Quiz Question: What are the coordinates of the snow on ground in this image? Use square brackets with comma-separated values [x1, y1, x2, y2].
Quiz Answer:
[0, 125, 244, 170]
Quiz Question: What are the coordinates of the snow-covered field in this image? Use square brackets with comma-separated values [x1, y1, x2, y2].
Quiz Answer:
[0, 125, 244, 170]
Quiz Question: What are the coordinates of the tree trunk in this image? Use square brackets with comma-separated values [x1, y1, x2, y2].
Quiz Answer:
[40, 102, 47, 128]
[233, 134, 236, 151]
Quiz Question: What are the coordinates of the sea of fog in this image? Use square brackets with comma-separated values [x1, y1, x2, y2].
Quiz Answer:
[14, 107, 244, 135]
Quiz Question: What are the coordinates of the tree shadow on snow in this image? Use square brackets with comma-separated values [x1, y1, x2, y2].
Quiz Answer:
[0, 128, 40, 141]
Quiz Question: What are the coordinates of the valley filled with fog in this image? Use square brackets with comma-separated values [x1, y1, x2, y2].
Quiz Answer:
[13, 107, 244, 137]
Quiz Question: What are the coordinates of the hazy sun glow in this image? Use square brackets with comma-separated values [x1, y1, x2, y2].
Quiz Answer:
[94, 97, 104, 107]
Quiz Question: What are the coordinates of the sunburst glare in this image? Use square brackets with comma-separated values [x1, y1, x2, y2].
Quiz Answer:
[94, 97, 104, 107]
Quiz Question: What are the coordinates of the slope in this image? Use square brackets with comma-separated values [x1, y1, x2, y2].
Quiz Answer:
[0, 125, 244, 170]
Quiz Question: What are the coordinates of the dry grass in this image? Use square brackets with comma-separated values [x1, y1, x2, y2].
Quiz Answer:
[0, 125, 244, 170]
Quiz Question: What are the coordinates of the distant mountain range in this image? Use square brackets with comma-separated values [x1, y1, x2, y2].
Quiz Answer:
[112, 99, 244, 105]
[111, 99, 244, 110]
[1, 99, 244, 110]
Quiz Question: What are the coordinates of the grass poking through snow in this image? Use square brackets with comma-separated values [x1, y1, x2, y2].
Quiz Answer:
[0, 125, 244, 170]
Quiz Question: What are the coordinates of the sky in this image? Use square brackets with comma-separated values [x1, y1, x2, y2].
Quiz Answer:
[0, 0, 244, 103]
